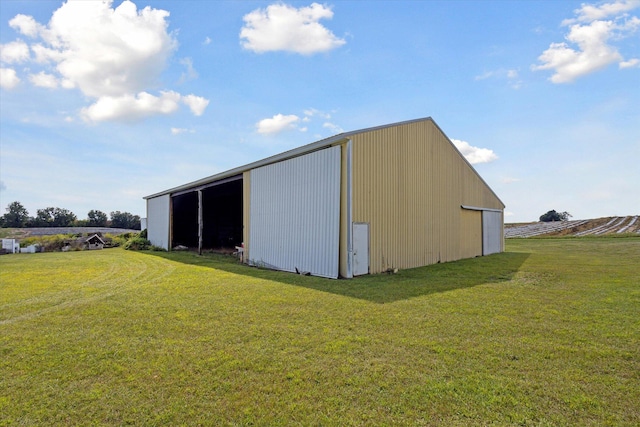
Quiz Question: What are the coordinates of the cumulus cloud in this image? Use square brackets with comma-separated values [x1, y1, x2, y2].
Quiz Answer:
[532, 0, 640, 83]
[182, 94, 209, 116]
[0, 68, 20, 89]
[240, 2, 345, 54]
[256, 114, 300, 134]
[29, 71, 58, 88]
[81, 91, 182, 122]
[619, 58, 640, 68]
[257, 108, 342, 136]
[451, 139, 498, 165]
[562, 0, 640, 24]
[9, 14, 42, 38]
[2, 0, 209, 120]
[0, 40, 30, 63]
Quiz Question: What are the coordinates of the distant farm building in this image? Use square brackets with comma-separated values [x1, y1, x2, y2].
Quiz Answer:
[1, 239, 20, 254]
[84, 234, 105, 250]
[62, 234, 106, 251]
[144, 117, 505, 278]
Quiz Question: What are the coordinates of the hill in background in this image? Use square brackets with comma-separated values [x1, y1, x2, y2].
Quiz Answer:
[505, 216, 639, 238]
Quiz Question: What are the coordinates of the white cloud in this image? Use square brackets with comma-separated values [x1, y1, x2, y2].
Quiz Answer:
[563, 0, 640, 24]
[0, 68, 20, 89]
[304, 107, 331, 119]
[9, 14, 42, 38]
[3, 1, 209, 121]
[0, 40, 30, 63]
[179, 57, 198, 83]
[171, 127, 195, 135]
[203, 37, 212, 45]
[41, 0, 176, 98]
[532, 1, 640, 83]
[182, 94, 209, 116]
[256, 114, 300, 134]
[501, 176, 521, 184]
[475, 68, 521, 88]
[451, 139, 498, 164]
[619, 58, 640, 68]
[29, 71, 58, 88]
[240, 3, 346, 54]
[81, 91, 182, 122]
[323, 122, 343, 134]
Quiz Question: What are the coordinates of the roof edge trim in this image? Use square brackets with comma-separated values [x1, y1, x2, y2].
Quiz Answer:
[144, 117, 434, 199]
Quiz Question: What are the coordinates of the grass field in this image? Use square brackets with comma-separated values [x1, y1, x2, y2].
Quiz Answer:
[1, 238, 638, 426]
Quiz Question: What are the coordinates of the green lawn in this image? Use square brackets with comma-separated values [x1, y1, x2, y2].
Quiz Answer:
[1, 238, 638, 426]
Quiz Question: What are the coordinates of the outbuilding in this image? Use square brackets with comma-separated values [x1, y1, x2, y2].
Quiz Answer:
[144, 117, 505, 278]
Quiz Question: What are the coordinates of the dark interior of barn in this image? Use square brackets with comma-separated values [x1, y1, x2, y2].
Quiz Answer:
[171, 177, 243, 250]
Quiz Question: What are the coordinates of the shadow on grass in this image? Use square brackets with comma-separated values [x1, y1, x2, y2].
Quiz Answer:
[142, 250, 530, 304]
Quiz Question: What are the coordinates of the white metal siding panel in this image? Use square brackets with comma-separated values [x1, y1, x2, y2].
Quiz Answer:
[249, 146, 341, 278]
[482, 210, 503, 255]
[147, 194, 171, 250]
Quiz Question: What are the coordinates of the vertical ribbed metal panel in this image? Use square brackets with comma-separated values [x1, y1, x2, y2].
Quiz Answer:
[249, 146, 341, 278]
[147, 194, 171, 250]
[242, 171, 251, 262]
[483, 211, 503, 255]
[352, 119, 503, 274]
[460, 209, 483, 258]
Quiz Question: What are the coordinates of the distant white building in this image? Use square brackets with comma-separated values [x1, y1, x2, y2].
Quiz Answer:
[20, 244, 40, 254]
[2, 239, 20, 254]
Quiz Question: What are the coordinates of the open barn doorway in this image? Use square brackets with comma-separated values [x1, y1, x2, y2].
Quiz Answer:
[172, 192, 198, 248]
[201, 178, 243, 250]
[170, 175, 243, 251]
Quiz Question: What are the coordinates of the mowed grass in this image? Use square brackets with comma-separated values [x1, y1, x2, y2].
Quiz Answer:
[1, 238, 638, 426]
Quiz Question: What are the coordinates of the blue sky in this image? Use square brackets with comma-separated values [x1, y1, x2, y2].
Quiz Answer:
[1, 0, 638, 223]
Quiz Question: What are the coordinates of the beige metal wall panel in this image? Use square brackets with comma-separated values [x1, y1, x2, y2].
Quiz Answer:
[460, 209, 483, 258]
[242, 171, 251, 262]
[351, 119, 503, 274]
[147, 194, 171, 250]
[249, 146, 341, 278]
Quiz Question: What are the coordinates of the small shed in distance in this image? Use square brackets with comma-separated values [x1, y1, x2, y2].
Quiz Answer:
[84, 234, 105, 250]
[144, 117, 505, 278]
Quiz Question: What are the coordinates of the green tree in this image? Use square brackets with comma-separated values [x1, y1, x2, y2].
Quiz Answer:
[110, 211, 141, 230]
[2, 201, 30, 227]
[540, 210, 572, 222]
[52, 208, 76, 226]
[87, 210, 108, 227]
[33, 207, 77, 227]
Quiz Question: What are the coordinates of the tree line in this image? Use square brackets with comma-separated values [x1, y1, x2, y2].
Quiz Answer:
[0, 201, 141, 230]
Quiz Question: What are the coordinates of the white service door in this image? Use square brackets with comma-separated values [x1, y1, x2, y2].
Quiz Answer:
[352, 223, 369, 276]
